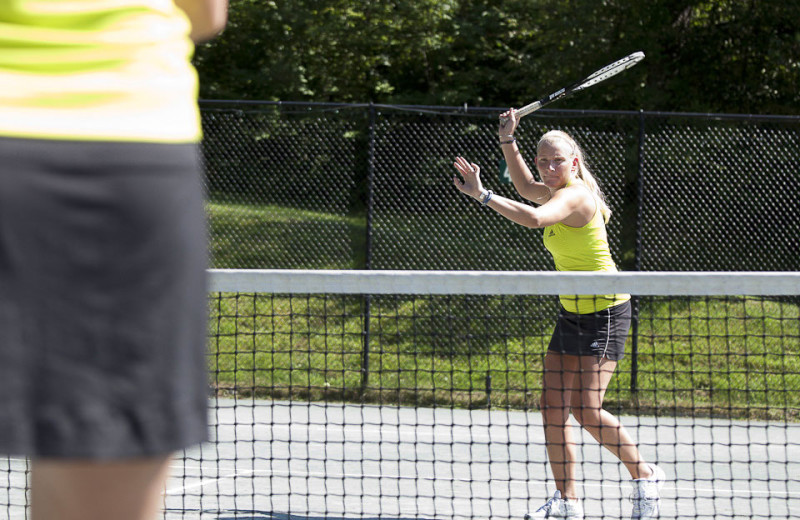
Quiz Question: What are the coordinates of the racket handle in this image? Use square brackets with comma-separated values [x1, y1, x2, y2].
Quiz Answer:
[516, 101, 542, 118]
[500, 100, 541, 126]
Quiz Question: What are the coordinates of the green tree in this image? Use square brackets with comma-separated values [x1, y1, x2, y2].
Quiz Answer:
[195, 1, 800, 114]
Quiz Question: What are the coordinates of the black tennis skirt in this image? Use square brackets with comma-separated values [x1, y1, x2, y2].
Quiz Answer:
[0, 137, 209, 459]
[548, 300, 632, 361]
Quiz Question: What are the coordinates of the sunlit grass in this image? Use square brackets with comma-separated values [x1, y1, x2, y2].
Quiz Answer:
[206, 198, 800, 419]
[207, 197, 365, 269]
[209, 292, 800, 421]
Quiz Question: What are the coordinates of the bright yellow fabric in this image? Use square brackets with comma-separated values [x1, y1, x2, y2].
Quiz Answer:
[0, 0, 201, 142]
[542, 193, 630, 314]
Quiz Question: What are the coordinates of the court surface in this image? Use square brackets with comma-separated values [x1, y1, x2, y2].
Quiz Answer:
[165, 398, 799, 519]
[3, 398, 798, 519]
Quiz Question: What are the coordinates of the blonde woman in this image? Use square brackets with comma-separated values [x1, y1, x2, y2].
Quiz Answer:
[452, 109, 664, 520]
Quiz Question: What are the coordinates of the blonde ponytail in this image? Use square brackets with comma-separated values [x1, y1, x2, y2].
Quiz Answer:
[537, 130, 612, 223]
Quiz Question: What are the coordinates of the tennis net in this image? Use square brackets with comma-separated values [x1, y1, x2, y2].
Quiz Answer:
[3, 270, 800, 519]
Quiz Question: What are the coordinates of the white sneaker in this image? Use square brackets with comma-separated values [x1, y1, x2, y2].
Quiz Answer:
[630, 463, 666, 519]
[525, 490, 584, 519]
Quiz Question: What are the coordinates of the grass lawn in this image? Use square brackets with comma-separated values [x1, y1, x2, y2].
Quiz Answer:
[206, 198, 800, 421]
[207, 197, 365, 269]
[209, 292, 800, 421]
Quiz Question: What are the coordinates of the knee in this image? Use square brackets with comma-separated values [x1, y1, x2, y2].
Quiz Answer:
[571, 404, 602, 429]
[540, 390, 570, 422]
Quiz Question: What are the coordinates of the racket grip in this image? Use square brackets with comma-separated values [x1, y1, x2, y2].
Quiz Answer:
[516, 101, 542, 118]
[500, 100, 540, 126]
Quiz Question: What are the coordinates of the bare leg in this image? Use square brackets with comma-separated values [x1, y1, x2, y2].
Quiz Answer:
[31, 455, 172, 520]
[541, 351, 581, 500]
[569, 356, 653, 479]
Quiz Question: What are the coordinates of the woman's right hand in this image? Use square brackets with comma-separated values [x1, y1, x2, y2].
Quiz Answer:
[499, 108, 519, 137]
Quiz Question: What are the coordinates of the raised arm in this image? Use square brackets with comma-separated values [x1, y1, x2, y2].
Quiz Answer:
[452, 157, 592, 229]
[498, 108, 551, 205]
[174, 0, 228, 43]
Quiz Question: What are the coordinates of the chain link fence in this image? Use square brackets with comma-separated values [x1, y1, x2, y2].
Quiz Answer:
[201, 101, 799, 273]
[200, 100, 799, 400]
[639, 114, 800, 270]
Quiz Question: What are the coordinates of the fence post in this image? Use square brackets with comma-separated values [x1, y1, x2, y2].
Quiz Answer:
[360, 103, 377, 398]
[630, 109, 646, 398]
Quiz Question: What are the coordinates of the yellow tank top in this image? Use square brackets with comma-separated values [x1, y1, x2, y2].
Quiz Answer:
[542, 187, 630, 314]
[0, 0, 201, 142]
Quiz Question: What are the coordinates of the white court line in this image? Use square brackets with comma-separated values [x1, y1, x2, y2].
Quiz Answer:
[168, 465, 800, 498]
[166, 469, 255, 495]
[171, 416, 800, 502]
[218, 420, 800, 444]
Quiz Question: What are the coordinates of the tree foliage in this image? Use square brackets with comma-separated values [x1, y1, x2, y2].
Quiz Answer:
[195, 0, 800, 114]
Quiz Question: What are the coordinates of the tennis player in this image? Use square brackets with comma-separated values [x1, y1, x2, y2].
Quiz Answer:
[0, 2, 226, 520]
[452, 109, 664, 520]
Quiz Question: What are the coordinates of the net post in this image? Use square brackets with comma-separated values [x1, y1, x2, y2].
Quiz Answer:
[485, 372, 492, 409]
[630, 109, 647, 400]
[360, 103, 378, 397]
[360, 294, 371, 398]
[630, 297, 640, 401]
[364, 105, 376, 271]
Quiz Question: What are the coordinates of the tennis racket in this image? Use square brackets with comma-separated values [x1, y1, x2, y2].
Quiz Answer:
[510, 51, 645, 119]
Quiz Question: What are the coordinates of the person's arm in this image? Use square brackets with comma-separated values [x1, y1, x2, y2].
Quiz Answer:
[452, 157, 588, 229]
[173, 0, 228, 43]
[498, 108, 551, 205]
[486, 186, 588, 228]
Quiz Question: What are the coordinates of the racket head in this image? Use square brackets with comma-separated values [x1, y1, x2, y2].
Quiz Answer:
[507, 51, 645, 122]
[573, 51, 645, 92]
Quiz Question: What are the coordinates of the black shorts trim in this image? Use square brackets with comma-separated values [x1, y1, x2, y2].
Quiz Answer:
[548, 300, 632, 361]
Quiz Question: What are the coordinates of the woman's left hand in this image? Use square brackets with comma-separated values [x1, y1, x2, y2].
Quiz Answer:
[452, 156, 484, 200]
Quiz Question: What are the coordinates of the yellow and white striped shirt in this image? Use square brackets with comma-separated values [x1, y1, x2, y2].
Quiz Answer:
[0, 0, 201, 142]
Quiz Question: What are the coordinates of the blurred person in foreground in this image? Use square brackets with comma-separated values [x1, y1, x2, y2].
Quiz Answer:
[452, 109, 665, 520]
[0, 1, 226, 519]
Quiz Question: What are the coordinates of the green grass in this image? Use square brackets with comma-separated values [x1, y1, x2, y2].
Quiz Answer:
[207, 197, 365, 269]
[208, 292, 800, 421]
[620, 296, 800, 420]
[208, 194, 551, 271]
[207, 198, 800, 420]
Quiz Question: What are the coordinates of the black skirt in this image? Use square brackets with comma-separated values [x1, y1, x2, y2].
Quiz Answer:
[548, 300, 632, 361]
[0, 137, 209, 459]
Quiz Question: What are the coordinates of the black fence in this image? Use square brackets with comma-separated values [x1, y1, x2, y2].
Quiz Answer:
[200, 101, 799, 398]
[200, 101, 800, 273]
